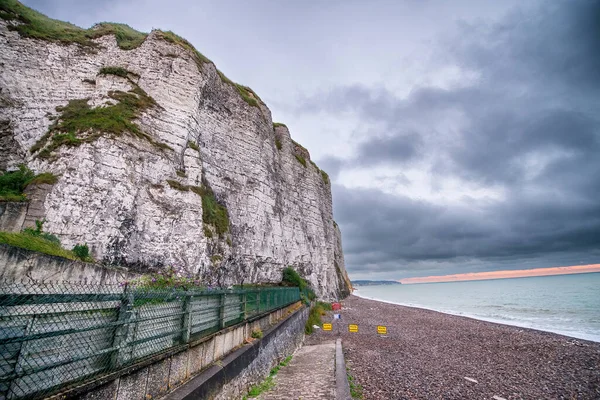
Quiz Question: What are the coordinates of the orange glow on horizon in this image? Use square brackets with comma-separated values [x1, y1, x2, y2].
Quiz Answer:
[399, 264, 600, 284]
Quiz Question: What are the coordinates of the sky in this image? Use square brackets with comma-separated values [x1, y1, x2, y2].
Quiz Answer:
[23, 0, 600, 280]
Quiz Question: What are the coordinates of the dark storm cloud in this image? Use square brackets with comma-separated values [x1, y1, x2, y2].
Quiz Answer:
[322, 0, 600, 276]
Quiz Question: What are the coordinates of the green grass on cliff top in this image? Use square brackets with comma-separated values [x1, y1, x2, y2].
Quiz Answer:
[0, 0, 263, 107]
[0, 0, 147, 49]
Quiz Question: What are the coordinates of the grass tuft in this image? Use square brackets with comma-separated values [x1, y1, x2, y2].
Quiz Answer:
[98, 66, 135, 78]
[275, 138, 282, 150]
[294, 154, 307, 168]
[166, 179, 189, 191]
[243, 355, 293, 399]
[0, 1, 148, 49]
[187, 140, 200, 152]
[272, 122, 287, 128]
[347, 368, 364, 399]
[0, 231, 77, 260]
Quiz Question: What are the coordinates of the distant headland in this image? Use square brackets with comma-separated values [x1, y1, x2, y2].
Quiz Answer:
[352, 280, 401, 286]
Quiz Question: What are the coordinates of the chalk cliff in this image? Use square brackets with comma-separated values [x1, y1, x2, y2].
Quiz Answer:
[0, 3, 351, 299]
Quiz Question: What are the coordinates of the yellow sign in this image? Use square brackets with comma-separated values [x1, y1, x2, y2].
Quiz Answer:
[323, 323, 332, 331]
[377, 325, 387, 335]
[348, 324, 358, 333]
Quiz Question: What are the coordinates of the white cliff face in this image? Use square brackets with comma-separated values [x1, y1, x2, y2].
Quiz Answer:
[0, 22, 351, 299]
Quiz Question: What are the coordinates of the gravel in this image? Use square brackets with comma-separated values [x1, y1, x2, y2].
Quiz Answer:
[305, 295, 600, 399]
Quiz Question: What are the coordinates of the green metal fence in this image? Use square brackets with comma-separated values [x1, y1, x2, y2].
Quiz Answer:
[0, 281, 300, 400]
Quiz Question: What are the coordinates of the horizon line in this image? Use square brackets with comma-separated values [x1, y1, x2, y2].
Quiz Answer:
[398, 263, 600, 284]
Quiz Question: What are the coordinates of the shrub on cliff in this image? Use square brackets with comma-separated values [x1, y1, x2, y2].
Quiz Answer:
[72, 243, 91, 261]
[0, 166, 57, 202]
[281, 267, 316, 304]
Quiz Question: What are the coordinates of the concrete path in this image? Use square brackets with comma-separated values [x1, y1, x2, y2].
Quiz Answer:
[258, 341, 336, 399]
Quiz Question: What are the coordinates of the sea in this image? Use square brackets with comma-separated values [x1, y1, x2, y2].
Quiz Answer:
[353, 272, 600, 343]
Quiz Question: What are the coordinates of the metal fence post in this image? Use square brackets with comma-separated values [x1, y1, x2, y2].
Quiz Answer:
[181, 293, 192, 344]
[242, 292, 247, 320]
[219, 292, 226, 329]
[110, 284, 133, 370]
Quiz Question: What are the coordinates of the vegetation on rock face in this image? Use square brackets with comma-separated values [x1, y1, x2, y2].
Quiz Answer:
[275, 138, 282, 150]
[0, 1, 147, 49]
[281, 266, 316, 305]
[98, 66, 136, 78]
[31, 69, 171, 160]
[0, 219, 94, 262]
[127, 265, 203, 290]
[0, 166, 57, 201]
[201, 187, 229, 235]
[272, 122, 287, 128]
[187, 140, 200, 152]
[294, 154, 307, 167]
[156, 30, 262, 109]
[166, 179, 189, 191]
[72, 243, 90, 260]
[320, 170, 330, 184]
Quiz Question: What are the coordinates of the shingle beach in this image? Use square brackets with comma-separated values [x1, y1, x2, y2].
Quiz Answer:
[306, 295, 600, 399]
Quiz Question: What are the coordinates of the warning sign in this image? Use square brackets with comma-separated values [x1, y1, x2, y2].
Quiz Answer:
[323, 323, 332, 331]
[377, 325, 387, 335]
[348, 324, 358, 333]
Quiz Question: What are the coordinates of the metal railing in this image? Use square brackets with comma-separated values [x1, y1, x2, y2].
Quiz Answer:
[0, 281, 300, 400]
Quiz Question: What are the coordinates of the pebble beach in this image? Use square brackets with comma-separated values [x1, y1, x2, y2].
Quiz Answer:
[306, 295, 600, 399]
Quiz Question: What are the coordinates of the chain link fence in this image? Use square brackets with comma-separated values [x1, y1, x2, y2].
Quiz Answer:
[0, 281, 300, 400]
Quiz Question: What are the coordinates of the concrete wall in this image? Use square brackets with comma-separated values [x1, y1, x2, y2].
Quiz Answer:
[60, 302, 306, 400]
[0, 202, 28, 232]
[0, 243, 136, 283]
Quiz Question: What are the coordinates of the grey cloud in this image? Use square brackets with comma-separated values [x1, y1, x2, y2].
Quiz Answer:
[320, 0, 600, 277]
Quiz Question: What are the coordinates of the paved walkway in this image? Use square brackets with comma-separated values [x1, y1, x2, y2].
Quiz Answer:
[258, 341, 336, 399]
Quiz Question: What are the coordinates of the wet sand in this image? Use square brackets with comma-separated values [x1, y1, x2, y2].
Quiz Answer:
[305, 295, 600, 399]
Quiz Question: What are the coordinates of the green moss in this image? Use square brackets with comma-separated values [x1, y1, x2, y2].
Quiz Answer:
[187, 140, 200, 152]
[0, 1, 147, 49]
[320, 170, 330, 184]
[294, 154, 307, 167]
[203, 225, 213, 238]
[30, 74, 170, 159]
[275, 138, 282, 151]
[0, 231, 83, 261]
[166, 179, 189, 191]
[176, 169, 187, 178]
[272, 122, 287, 128]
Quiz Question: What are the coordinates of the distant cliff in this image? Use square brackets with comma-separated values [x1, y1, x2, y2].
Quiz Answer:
[0, 1, 351, 299]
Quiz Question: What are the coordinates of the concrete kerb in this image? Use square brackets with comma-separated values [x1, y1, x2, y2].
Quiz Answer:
[335, 338, 352, 400]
